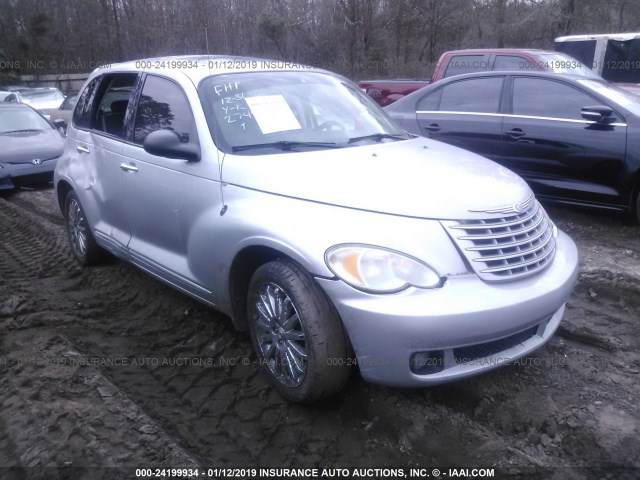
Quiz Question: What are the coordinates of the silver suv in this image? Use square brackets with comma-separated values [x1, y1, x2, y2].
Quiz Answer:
[54, 56, 579, 403]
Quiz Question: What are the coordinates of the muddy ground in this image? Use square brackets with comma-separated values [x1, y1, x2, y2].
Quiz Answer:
[0, 188, 638, 480]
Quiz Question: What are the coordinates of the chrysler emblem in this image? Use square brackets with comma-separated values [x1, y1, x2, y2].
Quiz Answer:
[471, 195, 533, 215]
[31, 158, 42, 165]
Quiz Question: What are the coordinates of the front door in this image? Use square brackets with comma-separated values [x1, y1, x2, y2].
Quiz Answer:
[120, 74, 221, 303]
[502, 76, 628, 207]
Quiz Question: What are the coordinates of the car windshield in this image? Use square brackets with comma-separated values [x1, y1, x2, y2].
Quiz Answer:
[199, 71, 406, 154]
[537, 53, 601, 79]
[578, 79, 640, 117]
[0, 107, 53, 133]
[60, 94, 78, 110]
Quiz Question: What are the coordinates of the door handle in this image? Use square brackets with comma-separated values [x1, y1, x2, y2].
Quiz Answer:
[425, 123, 441, 132]
[120, 163, 139, 172]
[505, 128, 525, 138]
[76, 145, 90, 154]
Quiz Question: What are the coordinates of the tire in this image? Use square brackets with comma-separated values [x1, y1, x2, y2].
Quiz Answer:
[247, 260, 352, 403]
[64, 191, 106, 265]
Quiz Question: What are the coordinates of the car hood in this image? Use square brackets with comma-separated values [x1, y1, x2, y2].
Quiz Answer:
[23, 99, 64, 110]
[0, 129, 64, 164]
[222, 137, 532, 220]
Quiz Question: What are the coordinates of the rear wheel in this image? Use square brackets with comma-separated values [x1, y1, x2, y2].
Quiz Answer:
[65, 191, 106, 265]
[247, 260, 351, 403]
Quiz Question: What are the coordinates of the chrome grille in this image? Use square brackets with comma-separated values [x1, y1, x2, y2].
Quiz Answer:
[442, 199, 556, 282]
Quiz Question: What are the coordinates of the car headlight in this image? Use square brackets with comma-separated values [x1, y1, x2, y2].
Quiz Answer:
[539, 204, 558, 238]
[325, 244, 442, 293]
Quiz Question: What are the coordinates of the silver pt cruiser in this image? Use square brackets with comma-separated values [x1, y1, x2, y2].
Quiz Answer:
[54, 56, 579, 403]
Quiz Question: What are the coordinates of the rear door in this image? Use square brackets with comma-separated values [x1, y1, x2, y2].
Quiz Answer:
[415, 76, 506, 161]
[70, 73, 138, 258]
[502, 76, 628, 206]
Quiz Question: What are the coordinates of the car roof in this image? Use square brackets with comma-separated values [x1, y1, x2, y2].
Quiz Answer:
[442, 48, 558, 56]
[87, 55, 328, 85]
[435, 70, 588, 83]
[385, 70, 606, 111]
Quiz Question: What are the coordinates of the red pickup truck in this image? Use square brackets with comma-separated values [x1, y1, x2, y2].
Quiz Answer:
[360, 48, 601, 106]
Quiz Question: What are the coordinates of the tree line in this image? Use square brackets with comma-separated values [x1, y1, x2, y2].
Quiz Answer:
[0, 0, 638, 84]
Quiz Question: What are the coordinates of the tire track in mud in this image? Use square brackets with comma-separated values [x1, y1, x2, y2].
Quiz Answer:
[0, 196, 202, 475]
[2, 190, 640, 477]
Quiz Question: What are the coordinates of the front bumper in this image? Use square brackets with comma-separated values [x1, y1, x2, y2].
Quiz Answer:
[317, 231, 578, 387]
[0, 159, 58, 190]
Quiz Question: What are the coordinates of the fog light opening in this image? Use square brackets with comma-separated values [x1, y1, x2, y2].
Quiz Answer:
[410, 350, 445, 375]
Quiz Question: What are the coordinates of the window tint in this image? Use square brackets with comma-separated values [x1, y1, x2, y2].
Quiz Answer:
[439, 78, 503, 113]
[93, 74, 137, 138]
[133, 75, 197, 145]
[512, 77, 597, 120]
[493, 55, 537, 71]
[444, 55, 489, 78]
[417, 89, 442, 111]
[73, 77, 101, 129]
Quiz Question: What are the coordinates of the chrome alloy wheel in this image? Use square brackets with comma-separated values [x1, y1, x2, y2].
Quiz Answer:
[254, 282, 307, 387]
[67, 198, 88, 257]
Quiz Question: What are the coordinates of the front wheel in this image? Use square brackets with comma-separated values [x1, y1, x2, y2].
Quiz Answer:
[247, 260, 352, 403]
[65, 191, 106, 265]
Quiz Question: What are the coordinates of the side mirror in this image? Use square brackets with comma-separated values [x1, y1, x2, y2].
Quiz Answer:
[143, 129, 200, 162]
[53, 118, 67, 135]
[581, 105, 615, 124]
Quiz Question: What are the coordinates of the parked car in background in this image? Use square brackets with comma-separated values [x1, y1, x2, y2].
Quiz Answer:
[55, 55, 578, 403]
[361, 49, 601, 106]
[0, 91, 11, 101]
[385, 71, 640, 221]
[3, 87, 65, 120]
[0, 103, 64, 190]
[50, 93, 78, 134]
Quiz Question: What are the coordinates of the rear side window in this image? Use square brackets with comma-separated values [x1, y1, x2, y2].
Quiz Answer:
[92, 74, 137, 138]
[133, 75, 197, 145]
[73, 77, 101, 129]
[417, 89, 442, 111]
[444, 55, 490, 78]
[439, 77, 503, 113]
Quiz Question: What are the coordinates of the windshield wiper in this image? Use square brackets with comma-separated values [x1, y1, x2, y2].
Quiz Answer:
[232, 141, 341, 152]
[1, 129, 43, 134]
[347, 133, 406, 144]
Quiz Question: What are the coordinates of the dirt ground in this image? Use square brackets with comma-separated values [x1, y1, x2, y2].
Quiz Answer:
[0, 188, 638, 480]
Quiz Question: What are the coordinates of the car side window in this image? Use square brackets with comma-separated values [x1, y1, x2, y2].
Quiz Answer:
[493, 55, 537, 71]
[512, 77, 598, 120]
[439, 78, 503, 113]
[417, 89, 442, 111]
[444, 55, 489, 78]
[133, 75, 197, 145]
[92, 74, 137, 138]
[73, 77, 101, 129]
